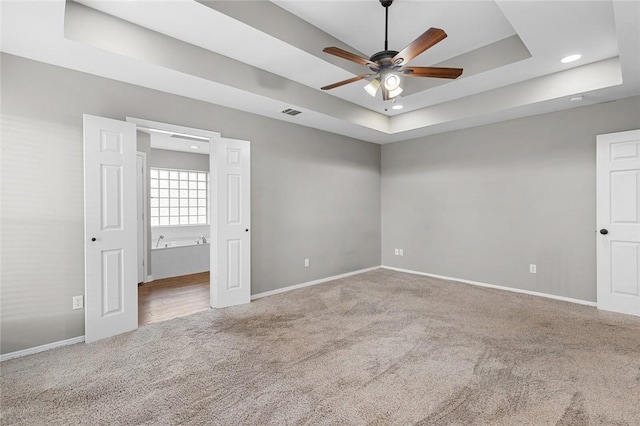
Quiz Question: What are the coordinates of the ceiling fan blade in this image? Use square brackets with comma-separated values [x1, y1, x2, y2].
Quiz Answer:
[392, 28, 447, 65]
[321, 74, 372, 91]
[403, 66, 463, 79]
[323, 47, 376, 67]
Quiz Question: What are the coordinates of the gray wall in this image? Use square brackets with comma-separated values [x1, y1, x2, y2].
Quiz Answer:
[382, 95, 640, 302]
[0, 54, 381, 355]
[149, 148, 209, 171]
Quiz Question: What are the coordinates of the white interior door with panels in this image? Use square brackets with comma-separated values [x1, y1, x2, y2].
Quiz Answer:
[597, 129, 640, 317]
[84, 115, 138, 343]
[211, 137, 251, 308]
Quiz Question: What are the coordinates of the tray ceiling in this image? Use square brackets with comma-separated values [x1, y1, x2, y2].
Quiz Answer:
[1, 0, 638, 144]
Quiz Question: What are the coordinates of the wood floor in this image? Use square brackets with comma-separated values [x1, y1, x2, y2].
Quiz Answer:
[138, 272, 210, 326]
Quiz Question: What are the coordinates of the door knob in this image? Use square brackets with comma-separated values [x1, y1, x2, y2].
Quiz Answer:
[91, 237, 97, 242]
[599, 229, 608, 235]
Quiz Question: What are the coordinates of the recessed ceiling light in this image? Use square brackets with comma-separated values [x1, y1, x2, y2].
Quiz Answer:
[391, 104, 404, 110]
[189, 145, 199, 149]
[570, 95, 583, 102]
[561, 54, 582, 64]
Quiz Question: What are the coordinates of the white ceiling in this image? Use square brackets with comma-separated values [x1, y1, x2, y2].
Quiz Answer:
[1, 0, 638, 144]
[274, 0, 518, 66]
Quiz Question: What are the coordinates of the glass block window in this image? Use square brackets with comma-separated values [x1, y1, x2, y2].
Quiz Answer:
[149, 168, 208, 226]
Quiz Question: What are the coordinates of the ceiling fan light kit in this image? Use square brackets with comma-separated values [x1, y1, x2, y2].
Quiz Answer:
[364, 78, 381, 96]
[383, 72, 401, 90]
[320, 0, 463, 103]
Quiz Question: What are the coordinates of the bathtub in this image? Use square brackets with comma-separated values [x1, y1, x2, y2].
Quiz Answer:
[155, 240, 207, 249]
[151, 239, 210, 280]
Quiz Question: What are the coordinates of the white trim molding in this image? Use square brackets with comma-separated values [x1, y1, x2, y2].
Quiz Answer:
[251, 266, 380, 300]
[0, 336, 85, 362]
[381, 266, 597, 307]
[126, 117, 221, 140]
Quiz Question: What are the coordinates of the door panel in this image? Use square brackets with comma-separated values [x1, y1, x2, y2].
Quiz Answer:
[84, 115, 138, 342]
[610, 170, 638, 223]
[610, 242, 639, 296]
[102, 249, 124, 315]
[211, 138, 251, 308]
[100, 165, 123, 230]
[597, 129, 640, 316]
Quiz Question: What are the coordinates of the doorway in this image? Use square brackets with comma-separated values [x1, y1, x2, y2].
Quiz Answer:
[83, 115, 252, 343]
[136, 123, 212, 325]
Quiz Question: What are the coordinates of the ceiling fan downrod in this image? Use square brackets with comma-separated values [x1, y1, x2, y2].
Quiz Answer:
[381, 0, 393, 51]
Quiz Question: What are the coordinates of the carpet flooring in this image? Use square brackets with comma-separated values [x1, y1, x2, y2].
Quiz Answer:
[1, 269, 640, 425]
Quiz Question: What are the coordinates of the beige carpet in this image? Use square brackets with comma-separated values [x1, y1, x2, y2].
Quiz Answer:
[2, 269, 640, 425]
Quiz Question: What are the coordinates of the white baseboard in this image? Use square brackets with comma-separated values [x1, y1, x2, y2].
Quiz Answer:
[1, 266, 594, 361]
[251, 266, 380, 301]
[0, 335, 85, 362]
[381, 266, 597, 307]
[146, 275, 153, 283]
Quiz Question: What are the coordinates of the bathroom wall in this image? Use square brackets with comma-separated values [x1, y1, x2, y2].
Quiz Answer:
[148, 147, 210, 249]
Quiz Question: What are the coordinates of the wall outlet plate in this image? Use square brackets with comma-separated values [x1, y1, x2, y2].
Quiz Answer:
[72, 295, 84, 310]
[399, 249, 404, 256]
[395, 249, 399, 255]
[304, 258, 310, 267]
[529, 264, 537, 274]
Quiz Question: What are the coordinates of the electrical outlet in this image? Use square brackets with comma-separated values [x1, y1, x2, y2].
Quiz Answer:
[304, 258, 310, 267]
[399, 249, 404, 256]
[529, 264, 537, 274]
[394, 249, 399, 255]
[72, 295, 84, 310]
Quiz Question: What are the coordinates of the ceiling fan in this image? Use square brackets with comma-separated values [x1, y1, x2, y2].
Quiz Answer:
[321, 0, 463, 101]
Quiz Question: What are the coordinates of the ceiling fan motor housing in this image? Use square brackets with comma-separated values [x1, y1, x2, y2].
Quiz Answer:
[369, 50, 399, 72]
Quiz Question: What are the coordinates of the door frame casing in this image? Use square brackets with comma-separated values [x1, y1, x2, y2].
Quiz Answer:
[127, 117, 222, 310]
[136, 151, 148, 283]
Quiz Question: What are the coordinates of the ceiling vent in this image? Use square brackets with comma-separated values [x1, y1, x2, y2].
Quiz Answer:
[281, 108, 302, 116]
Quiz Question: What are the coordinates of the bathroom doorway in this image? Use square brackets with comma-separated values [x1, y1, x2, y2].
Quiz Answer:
[135, 122, 213, 325]
[83, 115, 251, 342]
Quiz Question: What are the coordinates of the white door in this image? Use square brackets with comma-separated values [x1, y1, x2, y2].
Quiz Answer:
[597, 129, 640, 317]
[211, 138, 251, 308]
[84, 115, 138, 342]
